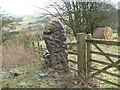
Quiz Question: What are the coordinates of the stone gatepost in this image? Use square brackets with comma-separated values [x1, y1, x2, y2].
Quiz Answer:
[43, 18, 68, 72]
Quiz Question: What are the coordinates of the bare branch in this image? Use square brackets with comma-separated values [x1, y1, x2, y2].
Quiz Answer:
[36, 7, 56, 17]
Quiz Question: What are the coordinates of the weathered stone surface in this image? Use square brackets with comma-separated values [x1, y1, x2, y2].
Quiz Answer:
[43, 18, 68, 72]
[9, 69, 21, 77]
[43, 51, 52, 67]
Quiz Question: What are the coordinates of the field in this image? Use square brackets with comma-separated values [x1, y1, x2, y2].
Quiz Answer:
[2, 33, 119, 88]
[1, 16, 120, 88]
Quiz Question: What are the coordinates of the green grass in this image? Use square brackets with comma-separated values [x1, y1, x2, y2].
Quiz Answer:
[2, 62, 52, 88]
[9, 17, 44, 31]
[16, 18, 39, 30]
[2, 61, 81, 88]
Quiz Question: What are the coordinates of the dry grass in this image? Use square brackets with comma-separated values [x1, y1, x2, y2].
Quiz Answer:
[2, 30, 44, 70]
[2, 43, 40, 70]
[67, 33, 119, 88]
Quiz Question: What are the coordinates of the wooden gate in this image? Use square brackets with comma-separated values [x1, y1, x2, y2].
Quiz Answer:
[68, 33, 120, 88]
[86, 34, 120, 88]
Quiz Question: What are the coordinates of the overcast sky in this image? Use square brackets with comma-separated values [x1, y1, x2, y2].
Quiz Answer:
[0, 0, 119, 16]
[0, 0, 51, 16]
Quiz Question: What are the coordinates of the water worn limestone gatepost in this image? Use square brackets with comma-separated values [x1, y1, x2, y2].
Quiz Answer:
[43, 18, 69, 72]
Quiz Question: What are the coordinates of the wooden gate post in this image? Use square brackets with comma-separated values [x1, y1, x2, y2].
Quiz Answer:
[87, 34, 92, 79]
[77, 33, 86, 77]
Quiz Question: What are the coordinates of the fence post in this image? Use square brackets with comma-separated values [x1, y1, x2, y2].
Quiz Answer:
[31, 42, 35, 52]
[77, 33, 86, 78]
[32, 42, 35, 47]
[87, 34, 92, 79]
[37, 41, 40, 47]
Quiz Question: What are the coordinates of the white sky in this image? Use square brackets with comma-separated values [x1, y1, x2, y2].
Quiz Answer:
[0, 0, 119, 16]
[0, 0, 51, 16]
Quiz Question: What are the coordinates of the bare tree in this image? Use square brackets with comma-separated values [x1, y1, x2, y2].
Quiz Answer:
[40, 0, 118, 38]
